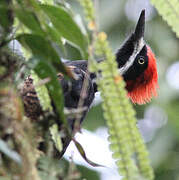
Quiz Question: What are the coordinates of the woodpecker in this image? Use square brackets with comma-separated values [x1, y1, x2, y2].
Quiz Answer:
[66, 10, 158, 105]
[21, 10, 158, 157]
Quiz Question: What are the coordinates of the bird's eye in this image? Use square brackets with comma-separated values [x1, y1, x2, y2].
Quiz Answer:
[138, 57, 145, 65]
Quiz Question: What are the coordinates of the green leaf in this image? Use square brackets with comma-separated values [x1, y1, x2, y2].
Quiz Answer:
[28, 57, 66, 126]
[39, 0, 54, 5]
[43, 23, 65, 53]
[49, 124, 63, 152]
[15, 9, 44, 35]
[31, 70, 53, 112]
[40, 4, 88, 58]
[16, 34, 67, 74]
[73, 139, 104, 167]
[151, 0, 179, 38]
[0, 2, 13, 32]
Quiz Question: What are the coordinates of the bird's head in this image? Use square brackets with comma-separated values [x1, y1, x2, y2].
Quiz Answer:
[116, 10, 158, 104]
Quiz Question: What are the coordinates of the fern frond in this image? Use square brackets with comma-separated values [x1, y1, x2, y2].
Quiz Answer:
[78, 0, 95, 23]
[78, 1, 154, 179]
[151, 0, 179, 38]
[96, 32, 154, 180]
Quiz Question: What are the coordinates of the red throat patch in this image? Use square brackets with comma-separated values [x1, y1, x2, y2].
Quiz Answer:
[126, 46, 158, 104]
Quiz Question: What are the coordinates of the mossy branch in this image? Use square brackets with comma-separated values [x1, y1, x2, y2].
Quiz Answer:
[0, 86, 40, 180]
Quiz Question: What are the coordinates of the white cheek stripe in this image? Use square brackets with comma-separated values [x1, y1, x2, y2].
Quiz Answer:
[119, 38, 145, 75]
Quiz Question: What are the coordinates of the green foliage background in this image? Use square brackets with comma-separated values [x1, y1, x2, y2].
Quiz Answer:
[67, 0, 179, 179]
[0, 0, 179, 180]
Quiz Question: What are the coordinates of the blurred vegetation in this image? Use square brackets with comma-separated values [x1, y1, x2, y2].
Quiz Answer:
[0, 0, 179, 180]
[67, 0, 179, 179]
[83, 0, 179, 180]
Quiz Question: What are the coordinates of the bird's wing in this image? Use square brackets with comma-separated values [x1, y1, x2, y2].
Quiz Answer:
[20, 65, 95, 157]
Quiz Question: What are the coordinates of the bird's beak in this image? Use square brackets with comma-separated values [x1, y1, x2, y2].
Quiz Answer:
[134, 9, 145, 41]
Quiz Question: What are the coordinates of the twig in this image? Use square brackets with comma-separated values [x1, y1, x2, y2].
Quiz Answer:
[72, 70, 90, 134]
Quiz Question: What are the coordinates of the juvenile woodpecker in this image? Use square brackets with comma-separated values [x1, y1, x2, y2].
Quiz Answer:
[21, 10, 158, 157]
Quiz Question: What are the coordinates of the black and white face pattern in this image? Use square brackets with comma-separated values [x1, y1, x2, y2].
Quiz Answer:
[122, 44, 148, 81]
[116, 35, 148, 81]
[115, 9, 148, 82]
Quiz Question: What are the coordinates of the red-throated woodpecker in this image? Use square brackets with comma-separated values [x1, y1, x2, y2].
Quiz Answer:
[21, 10, 158, 157]
[66, 10, 158, 105]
